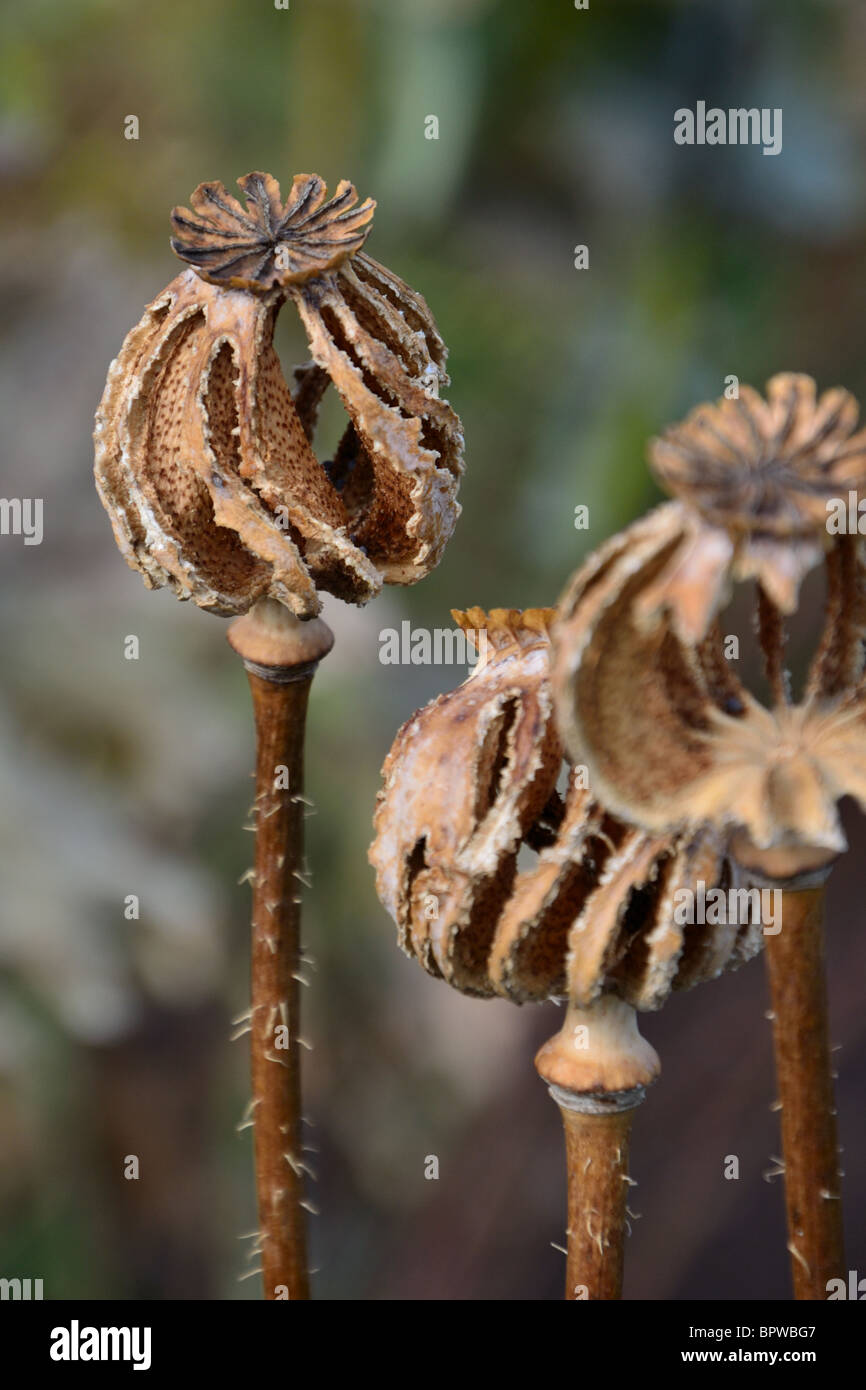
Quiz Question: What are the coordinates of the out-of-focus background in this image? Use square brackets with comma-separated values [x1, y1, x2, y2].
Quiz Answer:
[1, 0, 865, 1300]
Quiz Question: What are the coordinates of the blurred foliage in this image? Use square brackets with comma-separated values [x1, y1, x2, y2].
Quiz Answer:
[1, 0, 866, 1300]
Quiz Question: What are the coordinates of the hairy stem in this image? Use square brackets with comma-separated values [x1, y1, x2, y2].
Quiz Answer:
[536, 995, 658, 1300]
[764, 886, 844, 1299]
[555, 1095, 638, 1300]
[228, 600, 333, 1300]
[247, 669, 312, 1299]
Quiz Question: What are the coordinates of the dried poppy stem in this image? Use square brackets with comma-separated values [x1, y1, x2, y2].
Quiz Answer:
[552, 1094, 641, 1301]
[535, 995, 659, 1300]
[227, 599, 334, 1300]
[764, 883, 845, 1299]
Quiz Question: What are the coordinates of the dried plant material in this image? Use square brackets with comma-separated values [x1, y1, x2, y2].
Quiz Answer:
[370, 607, 560, 997]
[553, 505, 866, 880]
[535, 995, 661, 1095]
[95, 270, 370, 617]
[536, 993, 661, 1302]
[762, 886, 845, 1298]
[649, 374, 866, 619]
[288, 252, 464, 582]
[92, 170, 465, 1304]
[170, 172, 376, 291]
[95, 171, 463, 618]
[369, 608, 757, 1013]
[371, 608, 764, 1303]
[546, 374, 864, 1301]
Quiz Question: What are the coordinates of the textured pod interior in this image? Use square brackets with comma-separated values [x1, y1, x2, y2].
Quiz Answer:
[141, 314, 270, 599]
[291, 252, 464, 583]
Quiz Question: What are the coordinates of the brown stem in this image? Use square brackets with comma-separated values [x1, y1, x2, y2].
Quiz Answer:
[764, 885, 845, 1299]
[535, 995, 659, 1301]
[555, 1095, 637, 1300]
[227, 600, 334, 1301]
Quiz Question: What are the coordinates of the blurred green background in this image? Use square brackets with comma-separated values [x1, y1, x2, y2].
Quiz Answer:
[1, 0, 865, 1299]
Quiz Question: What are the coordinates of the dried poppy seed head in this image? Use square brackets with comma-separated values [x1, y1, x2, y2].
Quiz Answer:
[553, 502, 866, 883]
[648, 374, 866, 624]
[94, 171, 463, 619]
[369, 608, 760, 1026]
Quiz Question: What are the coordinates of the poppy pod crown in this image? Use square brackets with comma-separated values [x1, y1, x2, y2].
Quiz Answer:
[94, 171, 464, 618]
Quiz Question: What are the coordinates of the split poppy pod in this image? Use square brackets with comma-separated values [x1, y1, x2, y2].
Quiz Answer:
[369, 608, 758, 1031]
[94, 171, 464, 618]
[554, 420, 866, 884]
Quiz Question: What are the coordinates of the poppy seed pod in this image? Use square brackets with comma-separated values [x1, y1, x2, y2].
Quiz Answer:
[94, 171, 464, 618]
[553, 447, 866, 884]
[369, 609, 760, 1034]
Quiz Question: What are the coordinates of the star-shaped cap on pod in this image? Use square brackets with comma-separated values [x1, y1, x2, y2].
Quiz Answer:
[170, 172, 376, 292]
[645, 374, 866, 635]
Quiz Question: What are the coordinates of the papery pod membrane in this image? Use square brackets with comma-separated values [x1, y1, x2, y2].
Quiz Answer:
[552, 505, 727, 830]
[95, 269, 380, 617]
[369, 608, 561, 996]
[569, 826, 762, 1011]
[289, 251, 463, 584]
